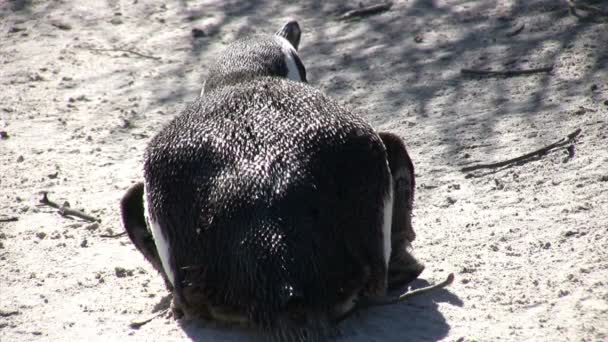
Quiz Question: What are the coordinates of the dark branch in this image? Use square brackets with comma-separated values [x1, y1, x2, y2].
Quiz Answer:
[334, 273, 454, 324]
[337, 2, 393, 20]
[461, 66, 553, 77]
[39, 192, 100, 223]
[461, 128, 582, 172]
[505, 23, 525, 37]
[100, 231, 127, 238]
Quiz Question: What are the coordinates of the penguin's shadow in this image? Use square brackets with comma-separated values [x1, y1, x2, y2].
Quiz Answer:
[337, 278, 462, 342]
[178, 278, 462, 342]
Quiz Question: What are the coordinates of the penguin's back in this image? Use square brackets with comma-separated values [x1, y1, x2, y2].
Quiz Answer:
[144, 77, 390, 326]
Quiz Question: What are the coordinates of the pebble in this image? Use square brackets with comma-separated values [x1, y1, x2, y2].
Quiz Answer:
[115, 267, 133, 278]
[8, 27, 26, 33]
[86, 223, 99, 231]
[191, 28, 206, 38]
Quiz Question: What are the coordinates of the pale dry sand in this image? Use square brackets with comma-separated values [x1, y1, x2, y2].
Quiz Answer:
[1, 1, 607, 341]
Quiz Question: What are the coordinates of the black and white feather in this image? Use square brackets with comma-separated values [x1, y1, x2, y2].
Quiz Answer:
[120, 20, 423, 341]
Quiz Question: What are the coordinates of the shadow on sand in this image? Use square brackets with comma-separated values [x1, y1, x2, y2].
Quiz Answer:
[174, 276, 461, 341]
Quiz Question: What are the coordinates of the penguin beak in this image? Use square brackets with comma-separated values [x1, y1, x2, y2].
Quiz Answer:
[276, 20, 301, 50]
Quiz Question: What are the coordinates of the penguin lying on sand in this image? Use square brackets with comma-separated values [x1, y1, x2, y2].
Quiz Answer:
[120, 20, 452, 340]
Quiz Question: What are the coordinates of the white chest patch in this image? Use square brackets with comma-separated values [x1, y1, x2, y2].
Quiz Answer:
[143, 185, 175, 286]
[382, 177, 393, 268]
[275, 36, 302, 82]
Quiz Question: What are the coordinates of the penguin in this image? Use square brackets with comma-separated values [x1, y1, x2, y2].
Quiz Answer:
[120, 20, 429, 340]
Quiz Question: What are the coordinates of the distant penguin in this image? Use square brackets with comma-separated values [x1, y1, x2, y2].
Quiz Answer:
[120, 20, 426, 341]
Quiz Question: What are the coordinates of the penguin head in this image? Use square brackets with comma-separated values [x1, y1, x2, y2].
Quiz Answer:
[202, 20, 307, 94]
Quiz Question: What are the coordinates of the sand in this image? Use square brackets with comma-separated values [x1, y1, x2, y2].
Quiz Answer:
[1, 1, 607, 341]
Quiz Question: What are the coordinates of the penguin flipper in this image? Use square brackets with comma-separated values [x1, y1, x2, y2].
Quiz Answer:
[120, 182, 172, 291]
[378, 132, 425, 290]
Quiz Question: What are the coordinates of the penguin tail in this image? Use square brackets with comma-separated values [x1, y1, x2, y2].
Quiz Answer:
[120, 181, 172, 290]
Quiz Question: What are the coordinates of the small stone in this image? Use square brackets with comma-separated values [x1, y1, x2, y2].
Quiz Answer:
[599, 175, 608, 182]
[35, 232, 46, 240]
[8, 27, 26, 33]
[85, 223, 99, 231]
[461, 278, 470, 284]
[558, 289, 570, 297]
[0, 131, 8, 139]
[29, 73, 45, 82]
[80, 239, 88, 248]
[543, 242, 551, 249]
[115, 267, 133, 278]
[16, 155, 24, 162]
[414, 35, 423, 43]
[110, 18, 123, 25]
[191, 28, 206, 38]
[563, 230, 578, 237]
[119, 118, 131, 129]
[590, 84, 598, 91]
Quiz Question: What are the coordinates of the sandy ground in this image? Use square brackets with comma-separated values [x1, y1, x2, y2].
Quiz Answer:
[1, 0, 607, 341]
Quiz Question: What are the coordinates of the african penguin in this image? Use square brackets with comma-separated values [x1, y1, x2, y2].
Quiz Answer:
[201, 20, 306, 96]
[120, 20, 424, 341]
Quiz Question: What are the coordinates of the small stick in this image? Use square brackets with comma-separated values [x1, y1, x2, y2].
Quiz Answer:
[0, 309, 20, 317]
[461, 66, 553, 77]
[80, 46, 161, 61]
[129, 309, 169, 329]
[505, 23, 525, 37]
[335, 273, 455, 324]
[100, 231, 127, 238]
[39, 192, 100, 223]
[568, 0, 608, 17]
[461, 128, 582, 172]
[366, 273, 455, 306]
[337, 2, 393, 20]
[0, 217, 19, 223]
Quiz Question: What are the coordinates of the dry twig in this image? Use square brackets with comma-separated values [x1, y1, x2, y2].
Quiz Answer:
[337, 2, 393, 20]
[100, 231, 127, 238]
[39, 192, 100, 223]
[0, 216, 19, 223]
[568, 0, 608, 18]
[129, 309, 169, 329]
[461, 128, 582, 172]
[335, 273, 455, 324]
[79, 46, 161, 61]
[505, 23, 525, 37]
[461, 66, 553, 77]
